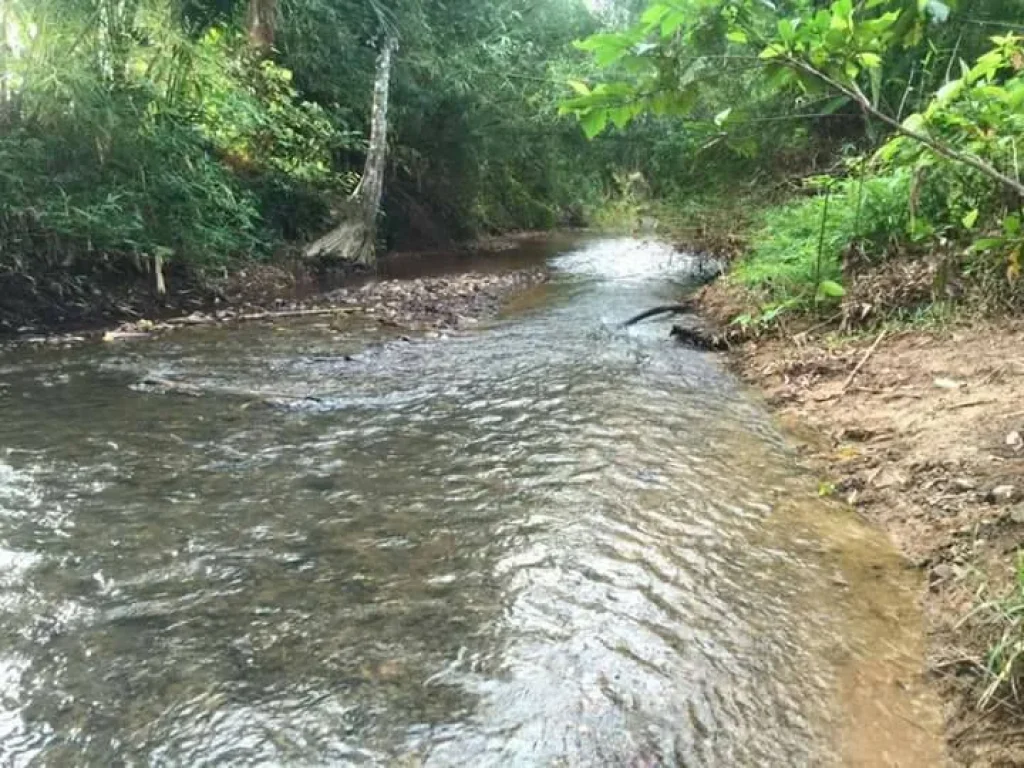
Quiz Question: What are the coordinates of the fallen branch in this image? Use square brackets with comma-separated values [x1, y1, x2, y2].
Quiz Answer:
[231, 306, 362, 323]
[842, 329, 887, 391]
[621, 302, 695, 327]
[948, 399, 998, 410]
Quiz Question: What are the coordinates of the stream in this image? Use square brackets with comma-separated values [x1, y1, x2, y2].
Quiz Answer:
[0, 237, 946, 766]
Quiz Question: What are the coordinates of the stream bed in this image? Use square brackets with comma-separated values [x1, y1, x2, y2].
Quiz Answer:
[0, 237, 946, 766]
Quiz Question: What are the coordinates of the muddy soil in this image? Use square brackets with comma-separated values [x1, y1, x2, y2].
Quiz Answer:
[698, 283, 1024, 766]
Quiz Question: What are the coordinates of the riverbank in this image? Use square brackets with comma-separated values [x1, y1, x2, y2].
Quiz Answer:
[13, 267, 549, 348]
[0, 233, 555, 346]
[696, 281, 1024, 766]
[0, 231, 562, 338]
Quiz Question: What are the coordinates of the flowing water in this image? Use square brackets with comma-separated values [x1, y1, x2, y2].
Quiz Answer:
[0, 237, 946, 766]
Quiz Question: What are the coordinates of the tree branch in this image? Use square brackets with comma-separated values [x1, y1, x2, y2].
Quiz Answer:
[785, 56, 1024, 199]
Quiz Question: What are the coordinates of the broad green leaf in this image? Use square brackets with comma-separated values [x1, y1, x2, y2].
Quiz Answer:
[566, 79, 590, 96]
[759, 44, 786, 59]
[971, 238, 1005, 252]
[661, 10, 686, 37]
[580, 110, 607, 139]
[726, 30, 748, 44]
[609, 106, 633, 129]
[714, 107, 732, 126]
[962, 209, 979, 229]
[1005, 214, 1022, 236]
[817, 280, 846, 298]
[641, 3, 671, 28]
[778, 18, 796, 44]
[858, 52, 881, 68]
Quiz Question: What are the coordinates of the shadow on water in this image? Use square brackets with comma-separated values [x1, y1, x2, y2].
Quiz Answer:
[0, 237, 946, 765]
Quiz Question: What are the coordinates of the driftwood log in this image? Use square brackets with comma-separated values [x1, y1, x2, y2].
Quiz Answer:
[621, 302, 726, 350]
[620, 302, 696, 327]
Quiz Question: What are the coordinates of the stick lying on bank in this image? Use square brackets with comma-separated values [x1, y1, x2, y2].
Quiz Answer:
[621, 302, 695, 327]
[165, 307, 362, 325]
[842, 329, 887, 392]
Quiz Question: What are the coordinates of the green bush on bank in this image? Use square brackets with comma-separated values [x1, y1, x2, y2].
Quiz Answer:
[731, 170, 911, 302]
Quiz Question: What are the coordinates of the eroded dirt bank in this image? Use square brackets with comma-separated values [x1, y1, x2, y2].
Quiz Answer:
[697, 288, 1024, 766]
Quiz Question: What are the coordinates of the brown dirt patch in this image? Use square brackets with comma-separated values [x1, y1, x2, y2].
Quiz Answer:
[718, 316, 1024, 765]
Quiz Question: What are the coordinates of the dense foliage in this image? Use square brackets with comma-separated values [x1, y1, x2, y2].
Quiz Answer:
[565, 0, 1024, 319]
[0, 0, 611, 315]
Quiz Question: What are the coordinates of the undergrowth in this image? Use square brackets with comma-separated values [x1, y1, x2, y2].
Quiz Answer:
[730, 169, 911, 318]
[962, 553, 1024, 711]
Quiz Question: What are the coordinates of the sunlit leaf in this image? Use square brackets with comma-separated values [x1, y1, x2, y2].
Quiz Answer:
[816, 279, 846, 298]
[566, 79, 590, 96]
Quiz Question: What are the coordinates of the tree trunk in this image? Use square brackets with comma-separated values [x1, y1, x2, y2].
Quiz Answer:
[305, 35, 397, 267]
[246, 0, 277, 55]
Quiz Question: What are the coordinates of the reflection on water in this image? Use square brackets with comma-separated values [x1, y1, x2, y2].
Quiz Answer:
[0, 238, 945, 765]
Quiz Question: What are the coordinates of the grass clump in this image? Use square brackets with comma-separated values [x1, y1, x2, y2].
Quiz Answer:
[731, 169, 912, 313]
[963, 554, 1024, 711]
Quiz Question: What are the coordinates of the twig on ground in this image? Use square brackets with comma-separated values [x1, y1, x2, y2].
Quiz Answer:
[231, 307, 362, 323]
[842, 329, 887, 392]
[948, 399, 999, 411]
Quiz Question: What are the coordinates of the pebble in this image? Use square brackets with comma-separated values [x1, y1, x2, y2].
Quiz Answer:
[1011, 506, 1024, 525]
[951, 477, 977, 492]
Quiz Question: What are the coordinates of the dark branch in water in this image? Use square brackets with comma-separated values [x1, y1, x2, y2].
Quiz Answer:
[621, 303, 695, 327]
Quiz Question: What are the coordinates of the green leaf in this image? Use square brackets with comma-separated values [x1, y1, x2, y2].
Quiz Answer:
[661, 10, 687, 37]
[778, 18, 796, 44]
[817, 279, 846, 297]
[1005, 214, 1022, 237]
[971, 237, 1005, 252]
[726, 30, 748, 44]
[641, 3, 671, 28]
[962, 209, 979, 229]
[760, 44, 786, 59]
[580, 110, 608, 139]
[714, 107, 732, 126]
[609, 106, 633, 130]
[567, 79, 590, 96]
[857, 52, 881, 68]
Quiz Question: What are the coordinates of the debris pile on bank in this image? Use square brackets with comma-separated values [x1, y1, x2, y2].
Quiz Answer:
[9, 268, 549, 346]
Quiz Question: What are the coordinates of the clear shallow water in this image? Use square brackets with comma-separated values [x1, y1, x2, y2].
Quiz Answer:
[0, 238, 944, 766]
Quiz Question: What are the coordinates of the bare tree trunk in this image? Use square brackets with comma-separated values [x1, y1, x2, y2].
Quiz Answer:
[305, 35, 397, 267]
[246, 0, 277, 55]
